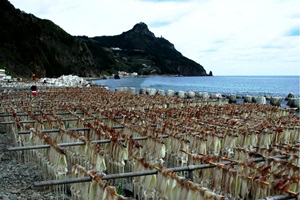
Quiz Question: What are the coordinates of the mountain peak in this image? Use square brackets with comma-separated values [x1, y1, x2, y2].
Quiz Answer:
[131, 22, 155, 37]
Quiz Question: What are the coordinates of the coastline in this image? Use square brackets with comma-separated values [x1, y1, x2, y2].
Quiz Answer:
[1, 75, 299, 110]
[92, 76, 299, 107]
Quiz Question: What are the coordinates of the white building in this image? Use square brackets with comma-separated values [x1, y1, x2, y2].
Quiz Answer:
[0, 69, 11, 80]
[0, 69, 6, 80]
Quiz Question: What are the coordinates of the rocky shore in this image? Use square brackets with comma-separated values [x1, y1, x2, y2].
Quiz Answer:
[0, 124, 71, 200]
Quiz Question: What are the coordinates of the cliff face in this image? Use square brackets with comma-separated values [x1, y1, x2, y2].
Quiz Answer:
[0, 0, 98, 78]
[85, 22, 209, 76]
[0, 0, 211, 78]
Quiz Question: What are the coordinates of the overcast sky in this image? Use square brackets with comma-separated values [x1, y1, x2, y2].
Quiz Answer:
[9, 0, 300, 76]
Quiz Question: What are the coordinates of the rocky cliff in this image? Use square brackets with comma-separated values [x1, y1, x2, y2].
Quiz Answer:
[0, 0, 99, 78]
[0, 0, 211, 78]
[83, 22, 209, 76]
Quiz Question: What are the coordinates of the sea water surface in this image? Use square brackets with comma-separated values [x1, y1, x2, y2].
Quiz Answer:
[94, 76, 299, 98]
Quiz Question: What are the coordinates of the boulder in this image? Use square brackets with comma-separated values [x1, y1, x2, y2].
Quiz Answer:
[285, 93, 294, 100]
[243, 95, 252, 103]
[264, 95, 271, 101]
[115, 87, 123, 92]
[202, 92, 209, 99]
[210, 93, 222, 99]
[187, 91, 196, 99]
[139, 88, 146, 94]
[270, 96, 282, 106]
[256, 96, 266, 104]
[149, 88, 157, 95]
[288, 98, 300, 108]
[129, 87, 136, 95]
[228, 94, 237, 103]
[216, 93, 223, 99]
[178, 91, 185, 98]
[166, 90, 175, 97]
[158, 89, 165, 96]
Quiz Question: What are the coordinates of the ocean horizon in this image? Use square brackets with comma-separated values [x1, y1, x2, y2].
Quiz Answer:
[94, 75, 299, 98]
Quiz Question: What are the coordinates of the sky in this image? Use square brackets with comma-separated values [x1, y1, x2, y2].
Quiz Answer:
[8, 0, 300, 76]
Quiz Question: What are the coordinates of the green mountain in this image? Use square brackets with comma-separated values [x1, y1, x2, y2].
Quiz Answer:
[0, 0, 211, 78]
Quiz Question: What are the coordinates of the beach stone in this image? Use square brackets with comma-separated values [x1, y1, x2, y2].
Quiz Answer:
[228, 94, 237, 103]
[1, 194, 9, 200]
[8, 194, 17, 200]
[270, 96, 282, 106]
[187, 91, 196, 99]
[178, 91, 185, 98]
[166, 90, 175, 97]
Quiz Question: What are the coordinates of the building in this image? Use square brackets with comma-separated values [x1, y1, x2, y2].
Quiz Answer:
[0, 69, 6, 80]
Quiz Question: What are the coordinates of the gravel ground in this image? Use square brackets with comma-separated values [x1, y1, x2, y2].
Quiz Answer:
[0, 125, 72, 200]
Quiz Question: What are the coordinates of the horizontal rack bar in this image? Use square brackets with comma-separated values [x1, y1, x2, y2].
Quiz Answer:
[18, 123, 159, 135]
[0, 116, 151, 125]
[0, 117, 94, 124]
[33, 155, 289, 187]
[0, 111, 124, 118]
[258, 194, 297, 200]
[7, 134, 172, 151]
[18, 127, 89, 134]
[0, 112, 89, 117]
[18, 126, 124, 135]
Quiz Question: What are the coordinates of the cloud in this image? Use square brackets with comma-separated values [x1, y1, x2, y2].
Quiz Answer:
[261, 45, 283, 49]
[142, 0, 191, 2]
[285, 26, 300, 36]
[149, 21, 173, 27]
[8, 0, 300, 75]
[200, 49, 218, 52]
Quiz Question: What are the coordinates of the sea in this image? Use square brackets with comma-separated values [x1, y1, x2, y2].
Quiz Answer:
[94, 76, 299, 98]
